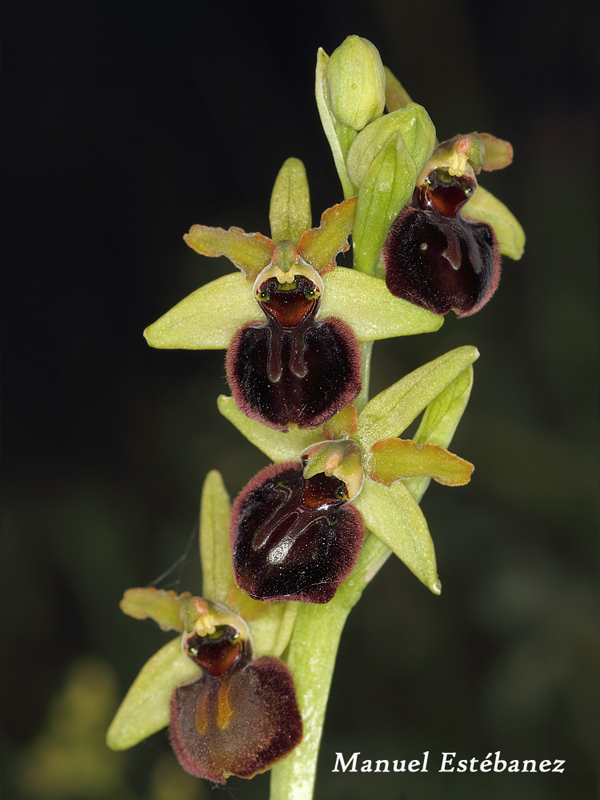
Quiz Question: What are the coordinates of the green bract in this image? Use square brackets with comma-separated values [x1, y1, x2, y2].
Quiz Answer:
[346, 104, 436, 274]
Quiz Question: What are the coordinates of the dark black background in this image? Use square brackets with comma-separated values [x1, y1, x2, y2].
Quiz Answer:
[2, 1, 598, 799]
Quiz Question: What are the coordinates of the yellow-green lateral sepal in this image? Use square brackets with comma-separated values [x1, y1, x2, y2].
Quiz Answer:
[354, 345, 479, 450]
[353, 477, 440, 593]
[199, 470, 234, 606]
[366, 438, 474, 486]
[106, 637, 200, 751]
[120, 588, 189, 632]
[183, 225, 275, 278]
[319, 268, 443, 339]
[463, 185, 525, 260]
[298, 197, 357, 273]
[217, 395, 323, 462]
[269, 158, 312, 247]
[144, 273, 262, 350]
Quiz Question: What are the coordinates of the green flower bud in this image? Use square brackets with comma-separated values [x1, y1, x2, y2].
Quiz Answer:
[326, 35, 386, 130]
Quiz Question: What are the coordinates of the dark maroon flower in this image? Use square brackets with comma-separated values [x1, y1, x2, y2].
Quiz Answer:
[231, 459, 365, 604]
[383, 167, 500, 318]
[170, 620, 302, 783]
[227, 266, 362, 431]
[381, 131, 521, 318]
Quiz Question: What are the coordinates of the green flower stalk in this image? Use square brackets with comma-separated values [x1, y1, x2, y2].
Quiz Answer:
[107, 33, 525, 800]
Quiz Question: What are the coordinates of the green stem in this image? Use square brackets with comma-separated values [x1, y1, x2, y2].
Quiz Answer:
[354, 341, 373, 414]
[269, 447, 436, 800]
[269, 532, 389, 800]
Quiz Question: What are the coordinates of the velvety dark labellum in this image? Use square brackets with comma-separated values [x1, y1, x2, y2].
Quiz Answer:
[383, 171, 500, 318]
[170, 656, 303, 784]
[231, 462, 365, 603]
[226, 276, 361, 431]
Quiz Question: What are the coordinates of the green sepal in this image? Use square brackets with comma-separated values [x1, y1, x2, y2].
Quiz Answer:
[346, 105, 435, 189]
[366, 438, 473, 486]
[298, 197, 357, 273]
[217, 395, 323, 461]
[347, 104, 435, 275]
[143, 273, 262, 350]
[405, 365, 475, 501]
[353, 345, 479, 450]
[269, 158, 312, 246]
[315, 48, 356, 199]
[106, 637, 200, 751]
[120, 588, 189, 633]
[319, 268, 443, 339]
[463, 184, 525, 260]
[183, 225, 274, 278]
[248, 602, 300, 659]
[352, 477, 440, 594]
[384, 66, 413, 111]
[199, 470, 234, 606]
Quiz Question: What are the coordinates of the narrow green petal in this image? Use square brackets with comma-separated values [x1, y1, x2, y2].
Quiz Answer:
[120, 588, 188, 632]
[248, 601, 300, 659]
[353, 478, 440, 593]
[106, 637, 200, 751]
[143, 273, 262, 350]
[462, 184, 525, 260]
[366, 438, 473, 485]
[405, 365, 475, 501]
[199, 470, 234, 605]
[319, 268, 443, 339]
[217, 395, 322, 461]
[354, 345, 479, 450]
[269, 158, 312, 246]
[298, 197, 357, 273]
[184, 225, 275, 277]
[315, 48, 356, 199]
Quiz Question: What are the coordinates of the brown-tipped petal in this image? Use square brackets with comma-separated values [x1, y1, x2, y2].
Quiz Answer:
[170, 656, 302, 783]
[120, 588, 190, 632]
[478, 133, 514, 171]
[298, 197, 357, 274]
[367, 438, 474, 486]
[230, 462, 365, 603]
[184, 225, 275, 278]
[226, 313, 361, 431]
